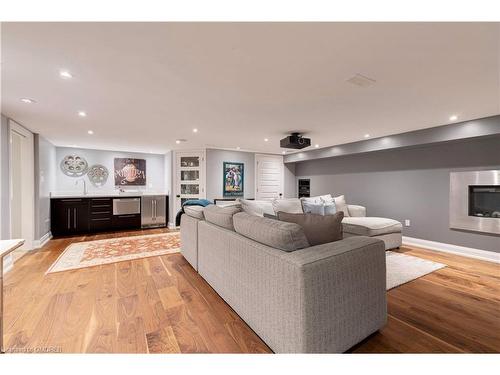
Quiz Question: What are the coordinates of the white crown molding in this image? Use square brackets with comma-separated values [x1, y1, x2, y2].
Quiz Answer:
[402, 236, 500, 264]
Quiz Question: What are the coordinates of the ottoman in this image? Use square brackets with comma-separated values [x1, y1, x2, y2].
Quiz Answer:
[342, 217, 403, 250]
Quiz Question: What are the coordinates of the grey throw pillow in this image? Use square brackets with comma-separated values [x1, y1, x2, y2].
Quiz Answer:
[302, 201, 337, 216]
[302, 201, 325, 215]
[277, 211, 344, 246]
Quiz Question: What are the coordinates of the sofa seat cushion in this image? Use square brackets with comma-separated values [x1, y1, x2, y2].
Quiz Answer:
[203, 204, 242, 231]
[278, 211, 344, 246]
[184, 205, 205, 220]
[342, 217, 402, 237]
[233, 212, 310, 252]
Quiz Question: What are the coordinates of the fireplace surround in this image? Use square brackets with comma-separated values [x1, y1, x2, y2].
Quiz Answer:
[450, 170, 500, 235]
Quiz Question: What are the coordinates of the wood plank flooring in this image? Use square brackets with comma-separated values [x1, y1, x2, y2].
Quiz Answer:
[3, 228, 499, 353]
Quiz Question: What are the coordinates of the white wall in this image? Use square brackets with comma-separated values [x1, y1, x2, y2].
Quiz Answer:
[0, 114, 8, 240]
[206, 149, 256, 201]
[55, 147, 168, 194]
[205, 148, 297, 202]
[35, 134, 56, 241]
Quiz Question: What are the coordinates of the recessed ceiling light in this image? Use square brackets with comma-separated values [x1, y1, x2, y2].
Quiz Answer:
[315, 144, 319, 148]
[364, 134, 371, 138]
[20, 98, 36, 104]
[236, 146, 241, 150]
[60, 70, 73, 79]
[78, 111, 87, 117]
[192, 128, 198, 133]
[449, 115, 458, 121]
[87, 130, 94, 135]
[264, 138, 269, 142]
[175, 140, 181, 144]
[282, 151, 286, 154]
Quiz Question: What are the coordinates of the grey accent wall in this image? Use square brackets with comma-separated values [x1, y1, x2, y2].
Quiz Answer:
[55, 147, 167, 194]
[206, 149, 256, 201]
[34, 134, 56, 241]
[0, 114, 10, 239]
[295, 136, 500, 253]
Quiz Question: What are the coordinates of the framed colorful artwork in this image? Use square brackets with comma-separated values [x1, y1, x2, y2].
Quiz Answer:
[223, 162, 244, 197]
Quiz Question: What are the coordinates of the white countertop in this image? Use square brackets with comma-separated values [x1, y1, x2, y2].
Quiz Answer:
[50, 192, 168, 199]
[0, 239, 25, 258]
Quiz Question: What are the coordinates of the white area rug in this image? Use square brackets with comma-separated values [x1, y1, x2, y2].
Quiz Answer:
[386, 251, 446, 290]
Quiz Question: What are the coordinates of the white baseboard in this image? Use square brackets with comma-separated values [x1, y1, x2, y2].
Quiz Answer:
[33, 232, 52, 249]
[168, 222, 177, 229]
[402, 236, 500, 264]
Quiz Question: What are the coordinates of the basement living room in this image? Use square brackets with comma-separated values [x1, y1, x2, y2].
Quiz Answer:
[0, 2, 499, 374]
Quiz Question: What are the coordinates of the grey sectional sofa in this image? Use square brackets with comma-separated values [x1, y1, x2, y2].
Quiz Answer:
[180, 206, 387, 353]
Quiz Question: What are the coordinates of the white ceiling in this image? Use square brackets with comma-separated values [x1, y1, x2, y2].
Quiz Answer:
[1, 22, 499, 154]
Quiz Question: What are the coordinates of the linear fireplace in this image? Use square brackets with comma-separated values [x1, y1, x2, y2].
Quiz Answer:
[469, 185, 500, 218]
[450, 170, 500, 235]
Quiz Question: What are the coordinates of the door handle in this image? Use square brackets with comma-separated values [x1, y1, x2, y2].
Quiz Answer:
[176, 195, 180, 198]
[153, 200, 157, 220]
[151, 200, 154, 220]
[67, 209, 71, 229]
[74, 208, 77, 228]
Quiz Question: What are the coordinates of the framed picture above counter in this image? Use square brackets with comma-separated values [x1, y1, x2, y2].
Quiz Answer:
[114, 158, 146, 186]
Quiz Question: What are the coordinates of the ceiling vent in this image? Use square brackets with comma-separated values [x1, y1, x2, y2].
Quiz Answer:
[346, 73, 376, 88]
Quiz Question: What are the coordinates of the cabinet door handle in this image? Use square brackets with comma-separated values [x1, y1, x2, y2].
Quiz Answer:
[151, 200, 154, 219]
[67, 209, 71, 229]
[154, 200, 157, 220]
[74, 208, 77, 228]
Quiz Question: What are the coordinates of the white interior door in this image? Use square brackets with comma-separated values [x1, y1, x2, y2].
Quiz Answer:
[255, 154, 284, 200]
[174, 150, 206, 214]
[9, 121, 35, 250]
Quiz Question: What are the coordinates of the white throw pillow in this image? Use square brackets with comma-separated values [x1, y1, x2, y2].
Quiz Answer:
[323, 195, 349, 217]
[272, 198, 304, 214]
[238, 199, 275, 217]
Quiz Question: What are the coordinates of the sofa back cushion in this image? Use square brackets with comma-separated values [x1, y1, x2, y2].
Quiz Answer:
[277, 211, 344, 246]
[203, 204, 242, 231]
[233, 212, 310, 252]
[238, 199, 275, 217]
[184, 205, 205, 220]
[272, 198, 303, 215]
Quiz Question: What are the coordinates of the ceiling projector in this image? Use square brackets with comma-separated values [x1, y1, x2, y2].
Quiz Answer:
[280, 133, 311, 149]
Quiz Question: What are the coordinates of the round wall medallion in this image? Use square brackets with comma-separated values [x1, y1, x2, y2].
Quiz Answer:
[60, 154, 89, 177]
[87, 164, 109, 187]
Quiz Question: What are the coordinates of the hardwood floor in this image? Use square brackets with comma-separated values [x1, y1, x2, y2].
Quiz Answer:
[3, 229, 499, 353]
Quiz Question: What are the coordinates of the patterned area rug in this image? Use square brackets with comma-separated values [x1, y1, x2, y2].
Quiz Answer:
[386, 251, 446, 290]
[46, 232, 181, 274]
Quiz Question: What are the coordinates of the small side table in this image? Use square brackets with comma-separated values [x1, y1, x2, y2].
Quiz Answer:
[0, 239, 25, 354]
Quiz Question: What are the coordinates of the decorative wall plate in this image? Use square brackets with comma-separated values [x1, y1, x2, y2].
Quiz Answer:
[87, 164, 109, 187]
[60, 154, 88, 177]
